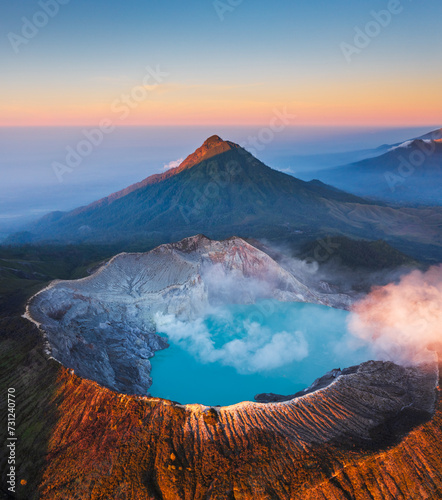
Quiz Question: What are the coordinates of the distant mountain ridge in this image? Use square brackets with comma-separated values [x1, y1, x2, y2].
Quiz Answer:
[415, 127, 442, 142]
[308, 127, 442, 206]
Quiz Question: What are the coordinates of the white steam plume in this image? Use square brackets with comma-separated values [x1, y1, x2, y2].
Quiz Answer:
[154, 312, 308, 374]
[348, 265, 442, 366]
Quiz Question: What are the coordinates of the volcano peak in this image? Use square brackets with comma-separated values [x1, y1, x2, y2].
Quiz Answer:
[176, 134, 239, 172]
[202, 135, 226, 147]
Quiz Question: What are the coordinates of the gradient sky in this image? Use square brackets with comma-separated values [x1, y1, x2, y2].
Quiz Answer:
[1, 0, 442, 126]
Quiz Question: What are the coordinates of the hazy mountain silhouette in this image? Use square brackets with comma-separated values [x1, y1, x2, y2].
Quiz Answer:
[310, 128, 442, 205]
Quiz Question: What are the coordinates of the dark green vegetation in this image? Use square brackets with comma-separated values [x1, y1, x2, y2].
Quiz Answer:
[297, 236, 418, 271]
[8, 136, 442, 264]
[0, 316, 60, 500]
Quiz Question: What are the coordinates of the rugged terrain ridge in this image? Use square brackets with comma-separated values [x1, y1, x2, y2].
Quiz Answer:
[25, 235, 354, 396]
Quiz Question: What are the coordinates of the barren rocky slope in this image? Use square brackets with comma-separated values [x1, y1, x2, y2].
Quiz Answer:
[9, 325, 441, 500]
[0, 280, 440, 499]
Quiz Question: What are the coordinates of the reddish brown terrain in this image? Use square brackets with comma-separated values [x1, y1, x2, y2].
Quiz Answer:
[1, 314, 441, 500]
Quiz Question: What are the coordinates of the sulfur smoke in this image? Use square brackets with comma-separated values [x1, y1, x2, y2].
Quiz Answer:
[348, 265, 442, 366]
[154, 311, 309, 374]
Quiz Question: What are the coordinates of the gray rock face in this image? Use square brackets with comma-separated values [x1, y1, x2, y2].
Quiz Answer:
[237, 360, 439, 452]
[26, 235, 359, 396]
[255, 366, 360, 402]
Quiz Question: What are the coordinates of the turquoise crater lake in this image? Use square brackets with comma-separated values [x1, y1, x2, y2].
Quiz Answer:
[149, 301, 373, 407]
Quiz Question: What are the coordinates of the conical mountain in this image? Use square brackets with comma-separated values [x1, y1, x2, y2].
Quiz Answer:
[22, 136, 442, 255]
[78, 135, 240, 212]
[27, 136, 362, 240]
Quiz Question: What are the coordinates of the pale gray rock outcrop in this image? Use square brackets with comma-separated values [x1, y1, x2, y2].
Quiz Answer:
[26, 235, 360, 396]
